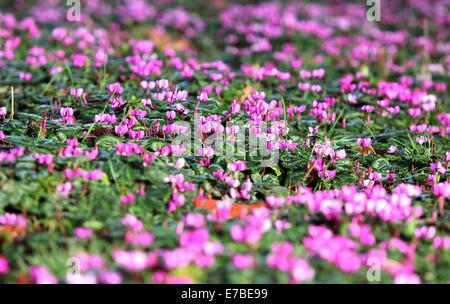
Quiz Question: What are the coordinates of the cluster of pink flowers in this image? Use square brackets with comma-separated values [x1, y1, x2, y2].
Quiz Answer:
[0, 212, 27, 228]
[58, 107, 76, 124]
[230, 208, 271, 245]
[30, 266, 58, 284]
[0, 147, 25, 163]
[32, 153, 54, 172]
[213, 165, 253, 200]
[165, 173, 195, 212]
[159, 215, 222, 271]
[94, 113, 117, 124]
[309, 97, 336, 123]
[121, 214, 154, 247]
[304, 225, 362, 273]
[267, 242, 315, 283]
[64, 168, 104, 181]
[433, 182, 450, 198]
[288, 184, 424, 223]
[0, 0, 448, 285]
[59, 139, 98, 160]
[116, 142, 143, 156]
[158, 7, 204, 38]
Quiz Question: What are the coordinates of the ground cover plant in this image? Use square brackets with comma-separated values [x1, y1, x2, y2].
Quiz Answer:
[0, 0, 449, 284]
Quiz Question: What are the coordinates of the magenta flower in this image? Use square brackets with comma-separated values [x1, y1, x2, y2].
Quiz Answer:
[357, 137, 372, 147]
[140, 80, 156, 90]
[0, 256, 9, 274]
[125, 231, 154, 247]
[95, 113, 117, 124]
[115, 124, 129, 136]
[116, 142, 143, 156]
[183, 213, 205, 228]
[198, 147, 214, 158]
[290, 257, 315, 283]
[387, 145, 397, 154]
[69, 87, 84, 98]
[113, 249, 148, 272]
[228, 160, 246, 172]
[120, 193, 136, 205]
[0, 107, 6, 119]
[433, 236, 450, 249]
[166, 110, 176, 120]
[56, 182, 73, 197]
[19, 72, 32, 81]
[232, 254, 255, 269]
[121, 214, 144, 231]
[30, 266, 58, 284]
[99, 271, 123, 284]
[414, 226, 436, 239]
[415, 136, 427, 145]
[0, 212, 27, 228]
[433, 182, 450, 198]
[71, 54, 88, 68]
[129, 109, 147, 118]
[128, 130, 145, 140]
[197, 92, 209, 103]
[74, 227, 93, 240]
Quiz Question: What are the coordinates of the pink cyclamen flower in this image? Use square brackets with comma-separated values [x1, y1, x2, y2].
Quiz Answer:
[113, 250, 148, 272]
[30, 266, 58, 284]
[433, 182, 450, 198]
[121, 214, 143, 231]
[198, 147, 214, 158]
[19, 72, 32, 81]
[290, 258, 315, 283]
[0, 212, 27, 228]
[125, 231, 154, 247]
[197, 92, 208, 103]
[175, 158, 186, 169]
[71, 54, 88, 68]
[232, 254, 255, 269]
[0, 107, 6, 119]
[183, 213, 205, 228]
[99, 271, 123, 284]
[335, 149, 346, 160]
[266, 196, 286, 208]
[95, 113, 117, 124]
[415, 136, 427, 145]
[433, 236, 450, 249]
[60, 107, 74, 117]
[228, 160, 246, 172]
[387, 145, 397, 154]
[357, 138, 372, 147]
[120, 193, 136, 205]
[0, 256, 9, 274]
[74, 227, 93, 240]
[115, 124, 129, 136]
[70, 87, 84, 98]
[156, 79, 169, 89]
[166, 110, 176, 120]
[57, 182, 73, 197]
[140, 80, 156, 90]
[107, 82, 124, 95]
